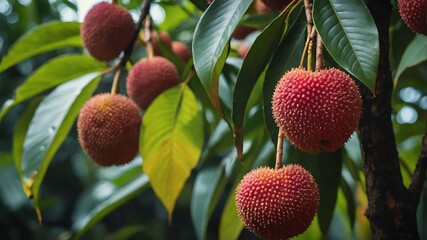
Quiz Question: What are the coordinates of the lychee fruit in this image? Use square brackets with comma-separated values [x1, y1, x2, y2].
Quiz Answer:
[236, 164, 319, 240]
[398, 0, 427, 35]
[77, 93, 141, 167]
[272, 68, 362, 153]
[150, 31, 173, 56]
[233, 25, 257, 40]
[260, 0, 292, 11]
[256, 0, 272, 13]
[171, 41, 192, 62]
[81, 2, 135, 61]
[238, 43, 250, 58]
[126, 56, 180, 109]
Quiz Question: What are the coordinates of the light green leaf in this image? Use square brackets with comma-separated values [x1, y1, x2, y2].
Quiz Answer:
[141, 86, 204, 216]
[313, 0, 379, 92]
[72, 175, 150, 239]
[0, 21, 82, 72]
[193, 0, 252, 116]
[21, 73, 101, 222]
[394, 35, 427, 84]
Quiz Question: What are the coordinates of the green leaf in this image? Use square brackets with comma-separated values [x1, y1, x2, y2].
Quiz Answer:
[0, 21, 82, 72]
[72, 175, 150, 239]
[141, 86, 204, 216]
[394, 35, 427, 84]
[240, 13, 279, 29]
[264, 12, 307, 145]
[232, 3, 302, 161]
[191, 165, 227, 240]
[21, 73, 101, 222]
[285, 146, 343, 234]
[193, 0, 252, 116]
[340, 176, 356, 229]
[313, 0, 379, 92]
[0, 55, 106, 123]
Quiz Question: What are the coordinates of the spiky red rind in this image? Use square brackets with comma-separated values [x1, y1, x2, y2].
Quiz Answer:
[398, 0, 427, 35]
[81, 2, 134, 61]
[236, 165, 319, 240]
[126, 56, 180, 109]
[77, 94, 141, 166]
[272, 68, 362, 153]
[260, 0, 292, 11]
[171, 41, 192, 62]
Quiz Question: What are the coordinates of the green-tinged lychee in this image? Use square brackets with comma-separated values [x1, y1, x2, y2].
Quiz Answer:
[233, 25, 257, 40]
[272, 68, 362, 153]
[236, 164, 319, 240]
[150, 31, 173, 56]
[171, 41, 192, 62]
[126, 56, 180, 109]
[238, 43, 250, 58]
[77, 94, 141, 167]
[81, 2, 134, 61]
[398, 0, 427, 35]
[260, 0, 292, 11]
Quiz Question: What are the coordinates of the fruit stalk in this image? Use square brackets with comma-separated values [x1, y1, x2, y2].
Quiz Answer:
[315, 33, 324, 70]
[111, 67, 122, 94]
[144, 16, 154, 59]
[275, 128, 284, 169]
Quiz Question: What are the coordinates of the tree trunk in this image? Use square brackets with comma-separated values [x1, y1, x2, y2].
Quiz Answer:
[357, 0, 420, 239]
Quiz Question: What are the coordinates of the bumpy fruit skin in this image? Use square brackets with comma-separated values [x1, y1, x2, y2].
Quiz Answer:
[236, 165, 319, 240]
[272, 68, 362, 153]
[126, 56, 180, 109]
[77, 94, 141, 167]
[260, 0, 292, 11]
[171, 41, 192, 62]
[238, 43, 250, 58]
[398, 0, 427, 35]
[81, 2, 134, 61]
[151, 31, 173, 56]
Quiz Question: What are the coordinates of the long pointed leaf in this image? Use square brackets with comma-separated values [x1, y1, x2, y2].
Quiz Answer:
[394, 35, 427, 84]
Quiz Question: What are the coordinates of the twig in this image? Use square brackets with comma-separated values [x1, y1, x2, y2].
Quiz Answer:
[110, 68, 122, 94]
[144, 16, 154, 58]
[315, 32, 324, 70]
[303, 0, 313, 37]
[408, 131, 427, 209]
[275, 128, 284, 169]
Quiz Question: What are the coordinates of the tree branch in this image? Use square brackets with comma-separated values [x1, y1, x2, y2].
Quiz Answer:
[409, 131, 427, 208]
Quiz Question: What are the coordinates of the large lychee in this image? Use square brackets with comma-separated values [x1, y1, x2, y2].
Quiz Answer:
[150, 31, 173, 56]
[272, 68, 362, 153]
[236, 164, 319, 240]
[77, 93, 141, 167]
[260, 0, 292, 11]
[171, 41, 192, 62]
[81, 2, 135, 61]
[398, 0, 427, 35]
[126, 56, 180, 109]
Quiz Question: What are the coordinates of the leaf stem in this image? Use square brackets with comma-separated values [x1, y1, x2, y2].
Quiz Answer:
[182, 68, 195, 87]
[275, 128, 284, 169]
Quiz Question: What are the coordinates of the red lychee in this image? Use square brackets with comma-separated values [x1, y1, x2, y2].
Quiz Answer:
[260, 0, 292, 11]
[272, 68, 361, 153]
[126, 56, 180, 109]
[256, 0, 272, 13]
[171, 41, 192, 62]
[77, 93, 141, 167]
[398, 0, 427, 35]
[233, 25, 257, 40]
[238, 43, 250, 58]
[236, 164, 319, 240]
[150, 31, 172, 56]
[81, 2, 134, 61]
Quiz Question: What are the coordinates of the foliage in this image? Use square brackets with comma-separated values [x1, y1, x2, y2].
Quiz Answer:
[0, 0, 426, 239]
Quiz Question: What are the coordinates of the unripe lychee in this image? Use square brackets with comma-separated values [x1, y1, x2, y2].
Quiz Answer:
[171, 41, 192, 62]
[398, 0, 427, 35]
[233, 25, 257, 40]
[236, 165, 319, 240]
[77, 94, 141, 166]
[272, 68, 362, 153]
[150, 31, 172, 56]
[238, 43, 250, 58]
[126, 56, 180, 109]
[260, 0, 292, 11]
[81, 2, 134, 61]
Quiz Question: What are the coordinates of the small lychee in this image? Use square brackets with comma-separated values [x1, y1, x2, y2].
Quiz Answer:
[238, 43, 250, 58]
[233, 25, 257, 40]
[126, 56, 180, 109]
[171, 41, 192, 62]
[272, 68, 362, 153]
[398, 0, 427, 35]
[150, 31, 173, 56]
[236, 164, 319, 240]
[260, 0, 292, 11]
[81, 2, 134, 61]
[77, 93, 141, 166]
[256, 0, 272, 13]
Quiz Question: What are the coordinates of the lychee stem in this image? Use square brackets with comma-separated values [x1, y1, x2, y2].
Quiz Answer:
[315, 32, 324, 70]
[275, 128, 284, 169]
[182, 68, 195, 86]
[144, 16, 154, 59]
[112, 0, 118, 4]
[299, 27, 316, 69]
[303, 0, 313, 36]
[111, 68, 122, 94]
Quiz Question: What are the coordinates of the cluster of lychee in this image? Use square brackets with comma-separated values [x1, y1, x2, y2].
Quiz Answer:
[77, 2, 191, 167]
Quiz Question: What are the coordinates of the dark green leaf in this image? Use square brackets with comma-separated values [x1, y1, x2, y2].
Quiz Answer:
[313, 0, 379, 92]
[193, 0, 252, 117]
[340, 176, 356, 229]
[0, 21, 82, 72]
[264, 12, 307, 145]
[394, 35, 427, 84]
